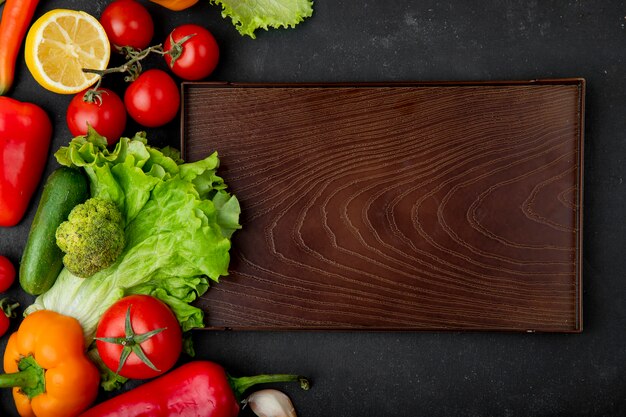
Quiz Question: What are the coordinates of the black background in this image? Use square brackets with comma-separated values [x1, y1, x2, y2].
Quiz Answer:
[0, 1, 624, 416]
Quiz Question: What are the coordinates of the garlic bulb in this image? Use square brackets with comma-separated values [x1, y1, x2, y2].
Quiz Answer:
[244, 389, 298, 417]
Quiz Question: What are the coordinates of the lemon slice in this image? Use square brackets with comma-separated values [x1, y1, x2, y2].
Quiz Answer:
[25, 9, 110, 94]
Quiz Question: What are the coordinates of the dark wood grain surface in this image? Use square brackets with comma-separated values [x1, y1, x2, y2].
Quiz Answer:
[5, 1, 626, 415]
[183, 81, 584, 332]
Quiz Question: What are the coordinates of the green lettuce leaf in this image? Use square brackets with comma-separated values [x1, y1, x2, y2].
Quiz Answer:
[26, 129, 241, 349]
[210, 0, 314, 38]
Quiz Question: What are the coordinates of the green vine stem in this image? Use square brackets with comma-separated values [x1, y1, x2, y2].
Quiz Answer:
[82, 44, 167, 101]
[81, 34, 195, 103]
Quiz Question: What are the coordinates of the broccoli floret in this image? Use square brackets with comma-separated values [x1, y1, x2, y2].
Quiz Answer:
[56, 198, 126, 278]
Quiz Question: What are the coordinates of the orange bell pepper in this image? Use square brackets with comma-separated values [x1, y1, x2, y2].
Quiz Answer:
[149, 0, 199, 11]
[0, 310, 100, 417]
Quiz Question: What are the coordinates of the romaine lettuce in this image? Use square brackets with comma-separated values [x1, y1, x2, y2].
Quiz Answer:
[26, 129, 240, 345]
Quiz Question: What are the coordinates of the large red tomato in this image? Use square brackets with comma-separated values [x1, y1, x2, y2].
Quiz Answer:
[95, 295, 182, 379]
[124, 69, 180, 128]
[164, 24, 219, 81]
[66, 88, 127, 145]
[99, 0, 154, 50]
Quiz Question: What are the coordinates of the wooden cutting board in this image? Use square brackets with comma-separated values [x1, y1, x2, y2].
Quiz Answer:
[182, 80, 585, 332]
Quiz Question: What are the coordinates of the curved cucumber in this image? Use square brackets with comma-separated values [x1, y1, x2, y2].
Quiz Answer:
[20, 167, 89, 295]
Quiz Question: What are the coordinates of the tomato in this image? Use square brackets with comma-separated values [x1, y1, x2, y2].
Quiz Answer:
[96, 295, 182, 379]
[164, 24, 219, 81]
[0, 257, 17, 337]
[100, 0, 154, 50]
[0, 256, 15, 293]
[124, 69, 180, 127]
[67, 88, 127, 145]
[0, 298, 18, 337]
[0, 313, 8, 338]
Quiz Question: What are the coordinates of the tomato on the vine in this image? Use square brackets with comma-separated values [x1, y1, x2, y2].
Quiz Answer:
[95, 295, 182, 379]
[0, 256, 15, 293]
[164, 24, 219, 81]
[67, 88, 127, 145]
[100, 0, 154, 51]
[124, 69, 180, 128]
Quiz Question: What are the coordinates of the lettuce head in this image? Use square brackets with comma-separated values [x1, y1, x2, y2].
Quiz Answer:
[26, 129, 240, 347]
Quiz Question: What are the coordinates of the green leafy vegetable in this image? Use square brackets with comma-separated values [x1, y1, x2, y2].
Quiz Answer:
[26, 128, 240, 347]
[210, 0, 314, 38]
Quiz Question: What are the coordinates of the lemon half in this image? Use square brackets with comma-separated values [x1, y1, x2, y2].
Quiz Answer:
[25, 9, 110, 94]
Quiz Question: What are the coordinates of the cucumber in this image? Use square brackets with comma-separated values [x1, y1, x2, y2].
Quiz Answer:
[20, 167, 89, 295]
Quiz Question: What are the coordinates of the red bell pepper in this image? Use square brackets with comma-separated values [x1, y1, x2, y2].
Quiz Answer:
[79, 361, 309, 417]
[0, 97, 52, 227]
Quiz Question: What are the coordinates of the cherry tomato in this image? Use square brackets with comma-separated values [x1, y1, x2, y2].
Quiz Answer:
[0, 313, 8, 337]
[67, 88, 127, 145]
[96, 295, 182, 379]
[0, 298, 18, 337]
[164, 24, 219, 81]
[0, 256, 15, 293]
[124, 69, 180, 128]
[100, 0, 154, 50]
